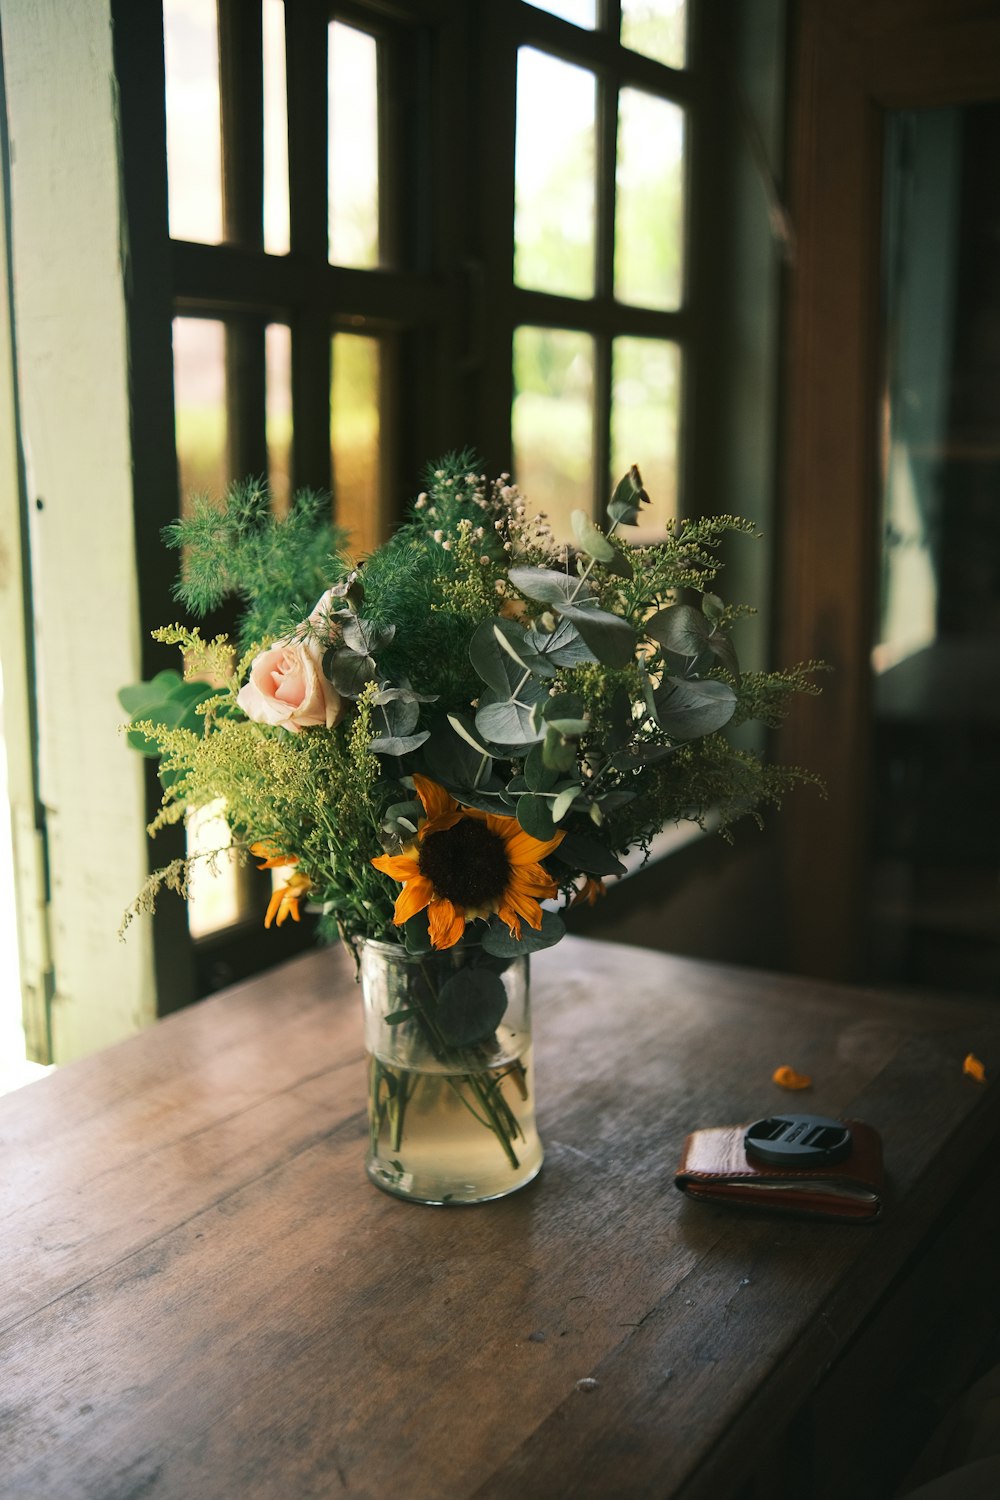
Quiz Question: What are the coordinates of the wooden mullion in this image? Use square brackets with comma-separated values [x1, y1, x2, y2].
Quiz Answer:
[217, 0, 264, 249]
[512, 0, 694, 102]
[472, 2, 518, 474]
[110, 0, 196, 1017]
[593, 9, 618, 518]
[226, 316, 268, 482]
[286, 0, 332, 493]
[510, 286, 689, 340]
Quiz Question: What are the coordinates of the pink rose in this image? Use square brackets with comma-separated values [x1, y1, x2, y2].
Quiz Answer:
[237, 635, 345, 733]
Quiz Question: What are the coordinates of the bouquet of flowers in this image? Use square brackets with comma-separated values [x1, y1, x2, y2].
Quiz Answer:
[121, 450, 819, 1201]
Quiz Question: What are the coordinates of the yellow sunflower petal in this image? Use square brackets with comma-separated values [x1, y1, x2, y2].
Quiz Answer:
[496, 903, 522, 939]
[500, 824, 566, 865]
[371, 852, 421, 881]
[412, 774, 459, 825]
[506, 864, 559, 899]
[427, 898, 466, 949]
[393, 877, 434, 926]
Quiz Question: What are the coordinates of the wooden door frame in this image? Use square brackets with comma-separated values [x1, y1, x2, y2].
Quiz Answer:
[777, 0, 1000, 980]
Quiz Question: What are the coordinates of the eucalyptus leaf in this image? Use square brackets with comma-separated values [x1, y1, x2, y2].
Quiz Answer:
[481, 910, 566, 957]
[645, 603, 710, 658]
[437, 780, 511, 815]
[551, 785, 580, 822]
[516, 792, 556, 842]
[375, 695, 420, 738]
[558, 602, 637, 669]
[702, 592, 726, 625]
[372, 684, 439, 706]
[444, 713, 496, 760]
[571, 509, 615, 563]
[381, 799, 423, 838]
[476, 695, 545, 747]
[607, 466, 649, 526]
[524, 741, 560, 793]
[508, 565, 594, 607]
[524, 616, 598, 668]
[341, 616, 395, 655]
[403, 910, 433, 954]
[611, 743, 677, 770]
[327, 649, 377, 697]
[432, 968, 509, 1047]
[118, 670, 182, 715]
[546, 717, 589, 737]
[422, 715, 493, 788]
[603, 545, 635, 580]
[541, 724, 577, 772]
[543, 692, 586, 722]
[553, 830, 627, 876]
[653, 676, 737, 741]
[368, 730, 431, 756]
[706, 632, 741, 678]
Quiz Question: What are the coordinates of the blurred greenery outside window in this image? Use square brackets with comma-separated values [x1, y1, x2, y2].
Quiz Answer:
[513, 1, 689, 538]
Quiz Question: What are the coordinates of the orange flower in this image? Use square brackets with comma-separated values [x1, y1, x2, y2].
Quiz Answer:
[963, 1053, 987, 1083]
[572, 877, 606, 907]
[371, 773, 564, 950]
[772, 1065, 813, 1090]
[250, 840, 297, 871]
[264, 871, 312, 928]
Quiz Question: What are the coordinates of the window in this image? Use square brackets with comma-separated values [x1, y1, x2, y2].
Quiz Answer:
[111, 0, 708, 1011]
[502, 2, 690, 541]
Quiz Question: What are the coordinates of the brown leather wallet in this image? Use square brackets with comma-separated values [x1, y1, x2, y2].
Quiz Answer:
[674, 1118, 885, 1222]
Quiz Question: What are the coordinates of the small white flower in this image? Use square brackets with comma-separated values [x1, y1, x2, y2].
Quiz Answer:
[434, 469, 444, 478]
[441, 538, 453, 551]
[433, 529, 444, 543]
[415, 492, 428, 508]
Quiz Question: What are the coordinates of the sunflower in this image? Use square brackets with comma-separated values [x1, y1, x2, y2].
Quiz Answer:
[371, 774, 565, 949]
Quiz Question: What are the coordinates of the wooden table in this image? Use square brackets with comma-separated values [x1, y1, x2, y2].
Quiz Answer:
[3, 937, 1000, 1500]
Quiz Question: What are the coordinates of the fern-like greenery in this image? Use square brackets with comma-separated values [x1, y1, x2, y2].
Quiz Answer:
[165, 481, 352, 651]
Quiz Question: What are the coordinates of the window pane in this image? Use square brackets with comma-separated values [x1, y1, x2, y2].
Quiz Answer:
[331, 333, 381, 557]
[515, 50, 596, 300]
[512, 326, 594, 541]
[611, 337, 680, 533]
[615, 90, 685, 311]
[173, 317, 228, 510]
[526, 0, 596, 27]
[163, 0, 224, 243]
[620, 0, 687, 70]
[329, 23, 379, 267]
[266, 323, 292, 516]
[263, 0, 290, 255]
[186, 802, 242, 939]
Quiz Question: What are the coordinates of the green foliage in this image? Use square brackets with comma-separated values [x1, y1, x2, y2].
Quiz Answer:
[122, 453, 825, 950]
[164, 480, 351, 650]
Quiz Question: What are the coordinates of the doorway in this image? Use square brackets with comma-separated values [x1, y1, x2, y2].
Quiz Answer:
[778, 0, 1000, 994]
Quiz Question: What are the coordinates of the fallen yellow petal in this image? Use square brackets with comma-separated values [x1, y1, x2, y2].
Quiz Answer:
[963, 1053, 987, 1083]
[772, 1065, 813, 1090]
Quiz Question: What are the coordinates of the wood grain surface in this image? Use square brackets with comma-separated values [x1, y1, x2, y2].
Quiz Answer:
[2, 936, 999, 1500]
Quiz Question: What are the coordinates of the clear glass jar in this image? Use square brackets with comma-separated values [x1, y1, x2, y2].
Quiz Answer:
[358, 939, 543, 1204]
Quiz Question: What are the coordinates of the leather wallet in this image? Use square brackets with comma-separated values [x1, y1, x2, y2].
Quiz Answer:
[674, 1118, 885, 1222]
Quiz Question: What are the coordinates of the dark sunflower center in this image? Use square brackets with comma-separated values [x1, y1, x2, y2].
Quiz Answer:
[418, 819, 510, 909]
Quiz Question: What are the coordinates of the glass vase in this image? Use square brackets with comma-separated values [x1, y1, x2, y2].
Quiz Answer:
[358, 939, 543, 1204]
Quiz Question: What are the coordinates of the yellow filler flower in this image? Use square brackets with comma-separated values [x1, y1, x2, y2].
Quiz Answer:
[372, 773, 564, 949]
